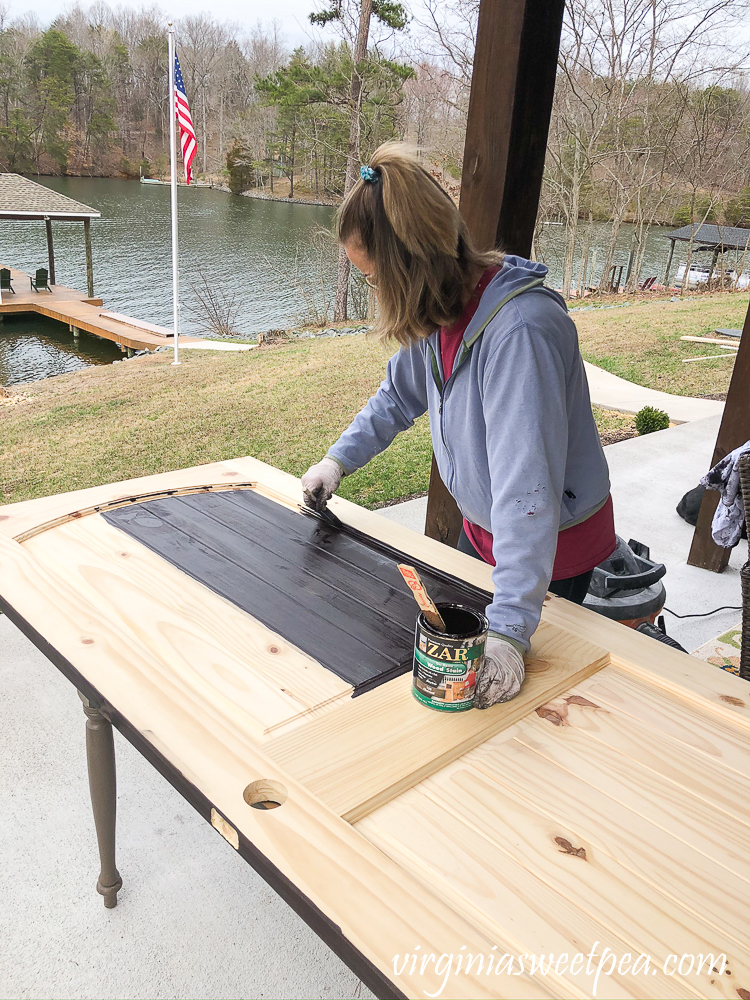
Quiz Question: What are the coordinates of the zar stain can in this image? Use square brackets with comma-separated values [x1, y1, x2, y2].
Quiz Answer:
[412, 603, 489, 711]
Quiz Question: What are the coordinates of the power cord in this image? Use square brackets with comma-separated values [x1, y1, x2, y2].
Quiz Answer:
[663, 605, 742, 619]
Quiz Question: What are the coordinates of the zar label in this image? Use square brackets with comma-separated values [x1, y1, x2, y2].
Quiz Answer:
[412, 635, 485, 711]
[414, 645, 483, 673]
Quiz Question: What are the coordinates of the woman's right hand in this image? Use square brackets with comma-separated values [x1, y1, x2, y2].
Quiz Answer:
[301, 457, 343, 511]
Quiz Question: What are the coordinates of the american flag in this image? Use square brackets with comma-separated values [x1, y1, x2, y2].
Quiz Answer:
[174, 54, 196, 184]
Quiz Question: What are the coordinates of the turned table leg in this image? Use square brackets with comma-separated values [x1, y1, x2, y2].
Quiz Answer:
[78, 692, 123, 908]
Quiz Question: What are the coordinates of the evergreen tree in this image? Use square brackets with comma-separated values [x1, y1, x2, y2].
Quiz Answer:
[25, 29, 81, 172]
[0, 108, 34, 171]
[310, 0, 409, 319]
[252, 42, 411, 200]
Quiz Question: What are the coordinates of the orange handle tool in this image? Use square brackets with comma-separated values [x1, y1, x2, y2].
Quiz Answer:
[397, 564, 447, 632]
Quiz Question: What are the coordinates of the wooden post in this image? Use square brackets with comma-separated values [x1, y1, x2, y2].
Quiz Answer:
[44, 217, 55, 285]
[625, 248, 635, 287]
[687, 301, 750, 571]
[707, 247, 720, 288]
[83, 217, 94, 298]
[424, 0, 566, 546]
[664, 240, 675, 289]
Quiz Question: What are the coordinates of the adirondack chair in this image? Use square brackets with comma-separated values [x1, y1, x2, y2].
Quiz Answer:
[30, 267, 52, 292]
[639, 275, 658, 291]
[0, 267, 14, 293]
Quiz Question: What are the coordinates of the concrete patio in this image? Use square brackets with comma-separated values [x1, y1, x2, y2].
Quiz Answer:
[1, 413, 746, 1000]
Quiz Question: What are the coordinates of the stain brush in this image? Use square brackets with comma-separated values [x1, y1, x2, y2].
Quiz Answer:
[317, 505, 345, 530]
[300, 502, 346, 530]
[398, 563, 447, 632]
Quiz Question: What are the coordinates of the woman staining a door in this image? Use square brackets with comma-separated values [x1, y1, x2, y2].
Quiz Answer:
[302, 142, 615, 708]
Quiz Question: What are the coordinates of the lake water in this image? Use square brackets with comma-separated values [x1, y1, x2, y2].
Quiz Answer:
[535, 220, 677, 290]
[0, 175, 688, 384]
[0, 177, 337, 335]
[0, 315, 121, 386]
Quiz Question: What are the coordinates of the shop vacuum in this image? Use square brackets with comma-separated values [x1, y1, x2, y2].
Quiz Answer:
[583, 536, 687, 652]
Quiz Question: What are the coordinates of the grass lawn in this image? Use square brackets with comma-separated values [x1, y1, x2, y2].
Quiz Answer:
[1, 335, 634, 509]
[574, 292, 745, 397]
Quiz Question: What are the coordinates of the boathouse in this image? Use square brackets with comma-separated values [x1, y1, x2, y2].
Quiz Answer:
[0, 173, 100, 295]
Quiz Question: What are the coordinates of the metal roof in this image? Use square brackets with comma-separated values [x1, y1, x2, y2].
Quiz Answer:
[0, 173, 100, 220]
[663, 223, 750, 250]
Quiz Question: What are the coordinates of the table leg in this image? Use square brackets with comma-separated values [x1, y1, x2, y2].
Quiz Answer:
[79, 692, 123, 908]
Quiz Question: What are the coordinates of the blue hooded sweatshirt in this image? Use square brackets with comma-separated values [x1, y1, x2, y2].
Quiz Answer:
[327, 255, 611, 651]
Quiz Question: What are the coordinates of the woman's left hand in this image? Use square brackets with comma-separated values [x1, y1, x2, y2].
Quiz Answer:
[474, 635, 525, 708]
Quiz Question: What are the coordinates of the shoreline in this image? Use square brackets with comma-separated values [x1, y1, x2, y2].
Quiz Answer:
[28, 170, 341, 208]
[236, 187, 340, 208]
[22, 173, 719, 222]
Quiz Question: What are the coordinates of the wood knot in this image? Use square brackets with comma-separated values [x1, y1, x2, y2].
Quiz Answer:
[536, 706, 565, 726]
[555, 837, 586, 859]
[267, 645, 280, 654]
[525, 658, 550, 674]
[81, 638, 94, 645]
[566, 695, 600, 709]
[118, 551, 130, 558]
[536, 694, 601, 727]
[720, 695, 745, 707]
[222, 470, 239, 477]
[0, 515, 8, 521]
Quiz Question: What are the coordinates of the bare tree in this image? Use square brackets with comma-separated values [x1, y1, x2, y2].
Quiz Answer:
[416, 0, 750, 296]
[244, 20, 286, 77]
[310, 0, 408, 321]
[669, 82, 750, 291]
[415, 0, 477, 94]
[178, 14, 237, 175]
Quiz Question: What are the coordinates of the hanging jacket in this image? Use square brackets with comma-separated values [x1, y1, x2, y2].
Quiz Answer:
[327, 255, 611, 650]
[701, 440, 750, 548]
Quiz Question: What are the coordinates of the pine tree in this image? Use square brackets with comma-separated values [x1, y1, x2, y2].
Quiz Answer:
[310, 0, 408, 320]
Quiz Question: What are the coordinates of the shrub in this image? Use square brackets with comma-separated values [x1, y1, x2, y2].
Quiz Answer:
[725, 187, 750, 228]
[190, 272, 241, 337]
[635, 406, 670, 435]
[672, 195, 715, 227]
[226, 143, 252, 195]
[118, 156, 139, 179]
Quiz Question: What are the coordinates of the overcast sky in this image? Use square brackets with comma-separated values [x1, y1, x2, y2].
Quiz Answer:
[7, 0, 432, 48]
[9, 0, 750, 69]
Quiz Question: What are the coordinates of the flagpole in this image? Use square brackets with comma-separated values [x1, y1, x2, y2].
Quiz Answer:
[167, 22, 180, 366]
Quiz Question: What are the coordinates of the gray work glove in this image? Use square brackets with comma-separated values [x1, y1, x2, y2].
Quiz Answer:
[301, 456, 343, 512]
[474, 633, 526, 709]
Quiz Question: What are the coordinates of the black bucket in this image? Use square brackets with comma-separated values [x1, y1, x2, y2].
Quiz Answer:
[412, 603, 489, 712]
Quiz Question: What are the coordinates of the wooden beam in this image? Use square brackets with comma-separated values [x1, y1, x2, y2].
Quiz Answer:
[688, 299, 750, 571]
[664, 240, 675, 288]
[44, 217, 55, 285]
[83, 217, 94, 298]
[424, 0, 566, 545]
[491, 0, 567, 256]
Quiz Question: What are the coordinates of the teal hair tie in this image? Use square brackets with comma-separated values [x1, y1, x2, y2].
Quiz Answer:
[360, 165, 378, 184]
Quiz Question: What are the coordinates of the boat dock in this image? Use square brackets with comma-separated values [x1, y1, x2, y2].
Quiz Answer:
[0, 265, 201, 352]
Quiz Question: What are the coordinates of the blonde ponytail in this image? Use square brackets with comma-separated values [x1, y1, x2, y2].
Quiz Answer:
[337, 141, 503, 346]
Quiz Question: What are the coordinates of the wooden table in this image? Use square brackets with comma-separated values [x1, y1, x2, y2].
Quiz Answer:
[2, 456, 750, 999]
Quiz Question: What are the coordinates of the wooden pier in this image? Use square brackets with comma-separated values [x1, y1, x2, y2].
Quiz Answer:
[0, 265, 199, 352]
